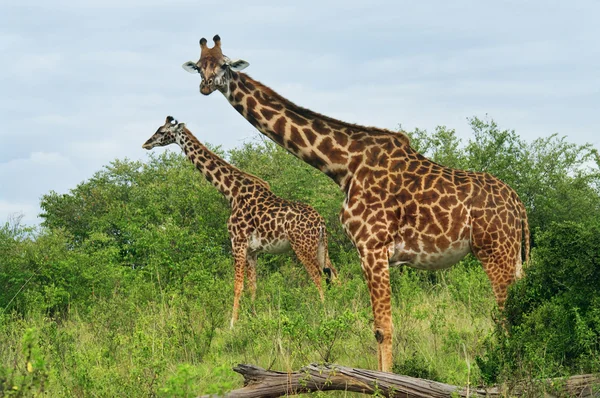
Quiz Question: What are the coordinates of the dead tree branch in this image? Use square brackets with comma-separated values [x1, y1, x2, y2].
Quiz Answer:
[198, 363, 600, 398]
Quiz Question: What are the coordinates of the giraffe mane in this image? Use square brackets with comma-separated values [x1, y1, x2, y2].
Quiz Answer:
[238, 73, 411, 146]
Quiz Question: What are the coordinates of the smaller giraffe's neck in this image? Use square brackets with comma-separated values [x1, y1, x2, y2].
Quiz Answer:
[175, 127, 269, 203]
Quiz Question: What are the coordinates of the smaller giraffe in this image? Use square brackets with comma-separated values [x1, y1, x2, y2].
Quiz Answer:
[143, 116, 338, 327]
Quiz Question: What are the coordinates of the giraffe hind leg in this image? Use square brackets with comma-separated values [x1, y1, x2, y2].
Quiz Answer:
[245, 252, 258, 316]
[471, 205, 525, 309]
[473, 245, 521, 310]
[290, 239, 325, 302]
[230, 242, 249, 328]
[246, 252, 258, 302]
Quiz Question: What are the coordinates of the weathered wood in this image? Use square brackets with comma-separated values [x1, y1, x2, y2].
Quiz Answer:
[198, 363, 600, 398]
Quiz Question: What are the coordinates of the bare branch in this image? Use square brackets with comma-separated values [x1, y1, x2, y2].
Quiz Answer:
[198, 363, 600, 398]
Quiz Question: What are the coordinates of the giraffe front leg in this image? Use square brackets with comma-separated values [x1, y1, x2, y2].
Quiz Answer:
[230, 242, 248, 328]
[360, 246, 393, 372]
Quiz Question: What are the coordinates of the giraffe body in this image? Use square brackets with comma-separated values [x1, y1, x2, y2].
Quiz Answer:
[143, 117, 337, 327]
[184, 36, 530, 371]
[249, 232, 291, 254]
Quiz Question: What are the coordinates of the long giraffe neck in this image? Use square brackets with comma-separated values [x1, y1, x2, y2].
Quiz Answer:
[222, 72, 411, 189]
[175, 127, 269, 203]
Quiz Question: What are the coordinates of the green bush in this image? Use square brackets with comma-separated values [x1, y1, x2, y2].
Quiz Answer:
[2, 122, 599, 396]
[478, 218, 600, 383]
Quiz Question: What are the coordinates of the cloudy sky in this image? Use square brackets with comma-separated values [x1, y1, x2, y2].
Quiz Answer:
[1, 0, 599, 226]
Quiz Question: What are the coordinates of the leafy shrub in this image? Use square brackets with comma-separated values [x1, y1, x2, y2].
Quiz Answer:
[477, 218, 600, 383]
[393, 352, 441, 381]
[2, 123, 599, 396]
[0, 327, 48, 397]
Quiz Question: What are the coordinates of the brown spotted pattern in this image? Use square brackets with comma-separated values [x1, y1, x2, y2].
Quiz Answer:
[143, 116, 338, 328]
[185, 36, 530, 372]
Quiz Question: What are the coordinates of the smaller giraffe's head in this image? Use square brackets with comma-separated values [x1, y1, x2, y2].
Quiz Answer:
[182, 35, 249, 96]
[142, 116, 184, 149]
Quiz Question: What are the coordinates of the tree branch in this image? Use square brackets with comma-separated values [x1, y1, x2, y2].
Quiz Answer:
[198, 363, 599, 397]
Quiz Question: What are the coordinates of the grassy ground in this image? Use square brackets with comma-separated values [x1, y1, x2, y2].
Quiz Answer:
[0, 256, 496, 397]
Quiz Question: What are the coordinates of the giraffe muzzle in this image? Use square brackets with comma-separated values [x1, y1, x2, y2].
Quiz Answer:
[200, 83, 214, 95]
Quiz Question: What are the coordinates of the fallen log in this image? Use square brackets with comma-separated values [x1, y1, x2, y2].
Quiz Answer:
[199, 363, 600, 398]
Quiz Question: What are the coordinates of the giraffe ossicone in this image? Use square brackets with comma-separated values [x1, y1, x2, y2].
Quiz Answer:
[184, 36, 530, 373]
[143, 116, 338, 328]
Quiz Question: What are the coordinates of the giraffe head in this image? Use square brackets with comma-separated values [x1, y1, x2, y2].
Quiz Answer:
[182, 35, 249, 95]
[142, 116, 184, 149]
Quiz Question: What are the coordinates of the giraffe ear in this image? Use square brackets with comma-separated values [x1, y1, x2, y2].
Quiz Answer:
[227, 59, 249, 72]
[182, 61, 199, 74]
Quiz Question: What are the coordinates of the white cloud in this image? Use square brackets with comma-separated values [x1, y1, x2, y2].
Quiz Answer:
[11, 53, 63, 79]
[80, 50, 147, 67]
[31, 114, 78, 126]
[0, 200, 38, 226]
[4, 0, 199, 8]
[29, 151, 71, 165]
[0, 33, 26, 51]
[1, 0, 599, 227]
[1, 152, 71, 169]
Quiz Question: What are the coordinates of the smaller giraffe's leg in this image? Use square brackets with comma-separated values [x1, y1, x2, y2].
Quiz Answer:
[290, 240, 325, 302]
[318, 227, 339, 284]
[230, 242, 248, 328]
[246, 252, 258, 316]
[359, 246, 393, 372]
[245, 252, 257, 301]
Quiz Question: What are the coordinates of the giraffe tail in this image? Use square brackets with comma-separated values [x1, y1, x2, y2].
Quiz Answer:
[317, 224, 338, 286]
[518, 200, 530, 279]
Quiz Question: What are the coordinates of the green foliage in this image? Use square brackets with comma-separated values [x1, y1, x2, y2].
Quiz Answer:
[0, 326, 48, 397]
[408, 126, 467, 169]
[393, 352, 441, 381]
[1, 117, 599, 396]
[40, 153, 230, 255]
[0, 221, 123, 316]
[478, 218, 600, 384]
[464, 117, 527, 188]
[0, 152, 233, 315]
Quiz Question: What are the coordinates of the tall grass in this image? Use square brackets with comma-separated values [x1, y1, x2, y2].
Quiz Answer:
[0, 256, 495, 397]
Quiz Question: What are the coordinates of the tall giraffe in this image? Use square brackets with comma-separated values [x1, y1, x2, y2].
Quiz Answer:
[142, 116, 338, 327]
[182, 36, 530, 372]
